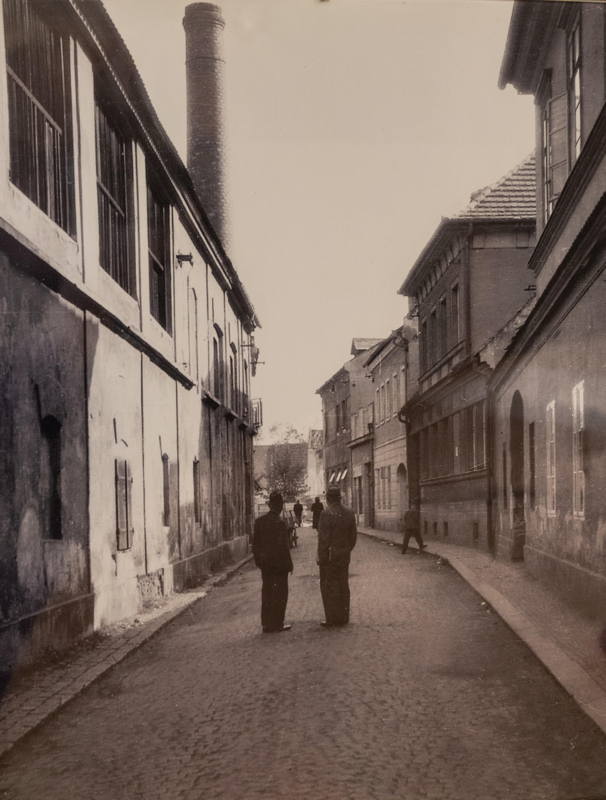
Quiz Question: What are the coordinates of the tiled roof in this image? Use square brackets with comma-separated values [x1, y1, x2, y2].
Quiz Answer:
[456, 154, 536, 220]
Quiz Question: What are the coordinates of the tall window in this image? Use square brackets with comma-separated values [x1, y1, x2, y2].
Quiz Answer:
[540, 72, 567, 223]
[162, 453, 170, 526]
[420, 319, 427, 373]
[572, 381, 585, 517]
[4, 0, 74, 232]
[213, 325, 224, 400]
[386, 380, 392, 418]
[546, 401, 556, 515]
[429, 309, 437, 366]
[567, 13, 582, 165]
[439, 297, 447, 356]
[147, 171, 172, 331]
[450, 285, 460, 345]
[96, 97, 134, 295]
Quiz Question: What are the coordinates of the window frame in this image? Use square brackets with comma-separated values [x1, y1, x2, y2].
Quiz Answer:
[546, 400, 557, 516]
[572, 381, 585, 518]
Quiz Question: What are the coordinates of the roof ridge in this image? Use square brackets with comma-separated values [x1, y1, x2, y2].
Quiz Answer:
[454, 152, 536, 221]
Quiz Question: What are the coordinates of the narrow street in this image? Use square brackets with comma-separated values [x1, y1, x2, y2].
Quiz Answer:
[1, 531, 606, 800]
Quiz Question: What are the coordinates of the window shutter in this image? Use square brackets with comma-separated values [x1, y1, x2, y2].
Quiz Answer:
[115, 459, 128, 550]
[548, 92, 569, 201]
[126, 461, 134, 548]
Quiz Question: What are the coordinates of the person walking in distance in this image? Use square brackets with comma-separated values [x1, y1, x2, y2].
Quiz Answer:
[311, 496, 324, 529]
[401, 503, 427, 554]
[293, 499, 303, 527]
[317, 487, 357, 627]
[253, 491, 293, 633]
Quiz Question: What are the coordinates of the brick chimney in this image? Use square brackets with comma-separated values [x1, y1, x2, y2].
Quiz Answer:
[183, 3, 226, 244]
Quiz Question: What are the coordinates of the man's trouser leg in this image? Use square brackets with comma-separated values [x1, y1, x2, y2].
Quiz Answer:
[262, 570, 288, 631]
[402, 531, 412, 553]
[336, 563, 350, 624]
[321, 562, 349, 624]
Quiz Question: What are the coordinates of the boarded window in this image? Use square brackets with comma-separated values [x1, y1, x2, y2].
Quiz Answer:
[115, 459, 134, 550]
[572, 382, 584, 517]
[4, 0, 74, 233]
[546, 401, 556, 515]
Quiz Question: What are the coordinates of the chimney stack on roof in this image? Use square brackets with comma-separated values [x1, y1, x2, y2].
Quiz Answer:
[183, 3, 227, 244]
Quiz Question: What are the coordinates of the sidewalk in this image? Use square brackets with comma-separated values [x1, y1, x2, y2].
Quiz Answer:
[0, 552, 253, 759]
[359, 525, 606, 736]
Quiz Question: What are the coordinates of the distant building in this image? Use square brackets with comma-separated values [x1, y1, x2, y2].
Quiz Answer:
[400, 158, 536, 550]
[0, 0, 259, 669]
[493, 2, 606, 614]
[317, 339, 381, 508]
[364, 325, 417, 532]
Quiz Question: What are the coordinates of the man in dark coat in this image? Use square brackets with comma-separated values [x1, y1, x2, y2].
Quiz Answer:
[317, 487, 357, 627]
[293, 500, 303, 526]
[401, 503, 427, 554]
[253, 491, 294, 633]
[311, 497, 324, 529]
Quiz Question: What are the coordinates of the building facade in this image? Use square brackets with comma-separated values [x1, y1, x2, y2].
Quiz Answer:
[400, 160, 536, 550]
[493, 1, 606, 614]
[317, 339, 380, 508]
[0, 0, 259, 670]
[364, 326, 417, 532]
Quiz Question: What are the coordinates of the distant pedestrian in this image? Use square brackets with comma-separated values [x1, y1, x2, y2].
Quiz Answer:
[293, 500, 303, 526]
[317, 487, 357, 627]
[401, 504, 427, 554]
[253, 491, 293, 633]
[311, 497, 324, 529]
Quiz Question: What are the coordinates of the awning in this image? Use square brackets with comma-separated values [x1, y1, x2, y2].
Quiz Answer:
[328, 471, 337, 483]
[340, 468, 348, 481]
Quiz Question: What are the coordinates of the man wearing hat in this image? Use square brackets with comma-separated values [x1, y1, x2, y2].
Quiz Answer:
[252, 491, 294, 633]
[317, 486, 357, 627]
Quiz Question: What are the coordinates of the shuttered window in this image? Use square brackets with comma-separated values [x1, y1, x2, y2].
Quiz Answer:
[115, 459, 134, 550]
[572, 382, 584, 518]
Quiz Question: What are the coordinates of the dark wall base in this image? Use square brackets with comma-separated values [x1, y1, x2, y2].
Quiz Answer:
[0, 593, 94, 676]
[172, 536, 249, 592]
[525, 545, 606, 621]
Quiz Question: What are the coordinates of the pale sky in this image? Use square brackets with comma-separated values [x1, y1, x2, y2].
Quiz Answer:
[103, 0, 534, 442]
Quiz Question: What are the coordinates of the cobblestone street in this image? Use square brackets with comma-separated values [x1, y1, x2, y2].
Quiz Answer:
[1, 531, 606, 800]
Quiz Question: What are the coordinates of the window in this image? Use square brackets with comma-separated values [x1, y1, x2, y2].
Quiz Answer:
[420, 319, 427, 373]
[189, 288, 199, 383]
[572, 381, 584, 517]
[429, 309, 437, 366]
[96, 97, 135, 295]
[450, 285, 460, 345]
[229, 354, 235, 410]
[546, 401, 556, 515]
[386, 466, 392, 509]
[393, 374, 400, 417]
[439, 297, 447, 356]
[213, 325, 224, 400]
[567, 13, 582, 164]
[162, 453, 170, 526]
[40, 415, 61, 539]
[540, 72, 567, 223]
[335, 403, 341, 434]
[193, 458, 201, 523]
[502, 444, 508, 509]
[529, 422, 536, 510]
[4, 0, 74, 232]
[386, 380, 392, 418]
[115, 459, 134, 550]
[147, 170, 172, 331]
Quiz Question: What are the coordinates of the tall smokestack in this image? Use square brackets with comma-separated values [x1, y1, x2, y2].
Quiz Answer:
[183, 3, 227, 244]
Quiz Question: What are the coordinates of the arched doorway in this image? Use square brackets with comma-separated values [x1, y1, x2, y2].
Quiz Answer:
[397, 463, 408, 528]
[509, 391, 525, 561]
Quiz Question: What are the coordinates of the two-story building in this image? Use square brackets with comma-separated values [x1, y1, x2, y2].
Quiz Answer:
[364, 324, 418, 532]
[0, 0, 259, 670]
[317, 338, 380, 508]
[400, 159, 536, 550]
[493, 1, 606, 614]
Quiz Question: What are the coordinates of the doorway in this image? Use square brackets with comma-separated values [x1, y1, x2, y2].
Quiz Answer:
[397, 463, 408, 526]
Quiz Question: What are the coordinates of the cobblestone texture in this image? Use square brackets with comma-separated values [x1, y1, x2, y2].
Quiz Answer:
[1, 531, 606, 800]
